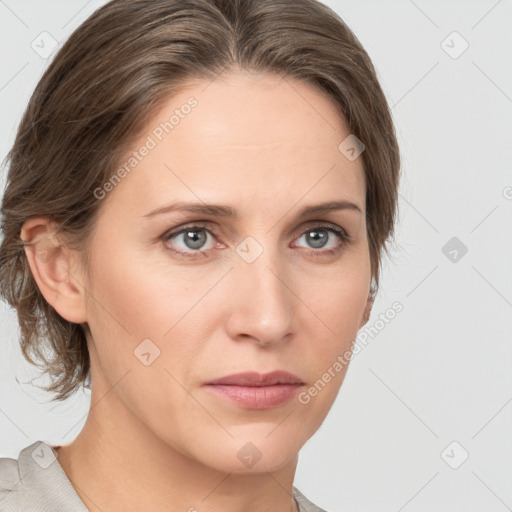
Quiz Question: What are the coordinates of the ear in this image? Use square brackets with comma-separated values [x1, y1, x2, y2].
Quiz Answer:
[20, 217, 88, 324]
[359, 292, 374, 329]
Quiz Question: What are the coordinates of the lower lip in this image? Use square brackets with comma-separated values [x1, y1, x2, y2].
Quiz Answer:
[203, 384, 303, 409]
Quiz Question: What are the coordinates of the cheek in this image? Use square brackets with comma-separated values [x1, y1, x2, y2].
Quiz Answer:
[85, 243, 215, 382]
[82, 242, 167, 381]
[293, 278, 369, 431]
[296, 255, 370, 391]
[83, 246, 203, 429]
[304, 255, 370, 336]
[106, 244, 221, 334]
[86, 243, 176, 338]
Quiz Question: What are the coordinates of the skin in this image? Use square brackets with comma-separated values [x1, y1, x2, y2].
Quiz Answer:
[21, 71, 372, 512]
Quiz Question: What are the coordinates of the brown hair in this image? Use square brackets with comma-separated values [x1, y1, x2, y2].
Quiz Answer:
[0, 0, 400, 401]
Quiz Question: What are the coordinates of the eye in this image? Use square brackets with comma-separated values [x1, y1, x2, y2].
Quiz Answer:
[163, 224, 217, 259]
[162, 222, 351, 260]
[291, 223, 351, 257]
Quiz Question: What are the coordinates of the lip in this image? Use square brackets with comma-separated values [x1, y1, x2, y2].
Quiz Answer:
[204, 370, 303, 387]
[203, 371, 304, 410]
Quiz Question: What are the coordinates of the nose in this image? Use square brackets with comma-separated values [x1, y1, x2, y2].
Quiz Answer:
[224, 243, 295, 347]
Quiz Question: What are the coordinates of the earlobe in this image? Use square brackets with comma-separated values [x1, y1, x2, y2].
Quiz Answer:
[20, 217, 88, 324]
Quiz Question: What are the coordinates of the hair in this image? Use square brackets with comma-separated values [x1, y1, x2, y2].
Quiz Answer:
[0, 0, 400, 401]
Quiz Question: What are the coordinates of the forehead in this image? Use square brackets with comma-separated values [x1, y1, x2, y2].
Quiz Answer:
[104, 71, 366, 216]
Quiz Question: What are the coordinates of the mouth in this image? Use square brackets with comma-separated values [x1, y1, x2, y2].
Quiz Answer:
[203, 370, 304, 409]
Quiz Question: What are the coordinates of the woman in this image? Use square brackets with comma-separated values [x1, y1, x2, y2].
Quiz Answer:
[0, 0, 400, 510]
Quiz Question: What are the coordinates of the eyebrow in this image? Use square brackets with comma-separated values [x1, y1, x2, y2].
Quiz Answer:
[143, 199, 362, 219]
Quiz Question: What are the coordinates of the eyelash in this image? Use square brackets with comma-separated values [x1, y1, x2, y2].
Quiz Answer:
[161, 221, 352, 260]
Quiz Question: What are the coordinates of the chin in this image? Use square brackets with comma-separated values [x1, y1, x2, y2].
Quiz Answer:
[187, 428, 303, 474]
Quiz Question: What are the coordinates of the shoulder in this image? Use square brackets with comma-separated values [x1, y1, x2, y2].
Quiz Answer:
[0, 441, 88, 512]
[292, 486, 329, 512]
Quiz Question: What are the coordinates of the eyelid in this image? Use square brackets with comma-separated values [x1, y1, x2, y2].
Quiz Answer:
[162, 221, 218, 239]
[296, 219, 350, 237]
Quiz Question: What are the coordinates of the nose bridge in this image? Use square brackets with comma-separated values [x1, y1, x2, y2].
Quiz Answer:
[227, 233, 294, 343]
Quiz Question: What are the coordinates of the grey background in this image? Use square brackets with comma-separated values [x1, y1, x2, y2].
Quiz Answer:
[1, 1, 511, 511]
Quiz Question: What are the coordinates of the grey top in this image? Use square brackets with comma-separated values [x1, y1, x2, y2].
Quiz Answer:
[0, 441, 328, 512]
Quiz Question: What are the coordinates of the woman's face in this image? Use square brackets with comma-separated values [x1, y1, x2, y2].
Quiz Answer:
[79, 71, 371, 473]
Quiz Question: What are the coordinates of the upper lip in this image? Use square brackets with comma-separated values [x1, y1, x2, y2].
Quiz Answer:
[204, 370, 304, 386]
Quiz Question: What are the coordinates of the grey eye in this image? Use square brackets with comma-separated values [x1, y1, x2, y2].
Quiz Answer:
[296, 227, 341, 250]
[166, 227, 215, 252]
[304, 229, 329, 248]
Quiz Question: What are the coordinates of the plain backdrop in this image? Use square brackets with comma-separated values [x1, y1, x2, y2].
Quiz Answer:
[1, 1, 511, 511]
